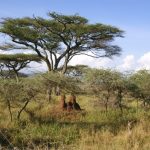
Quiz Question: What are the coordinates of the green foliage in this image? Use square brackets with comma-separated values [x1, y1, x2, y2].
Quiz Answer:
[0, 68, 150, 149]
[129, 70, 150, 105]
[0, 54, 41, 81]
[84, 68, 131, 112]
[0, 78, 39, 120]
[84, 68, 124, 96]
[0, 12, 124, 73]
[64, 65, 89, 78]
[0, 54, 41, 63]
[40, 72, 83, 95]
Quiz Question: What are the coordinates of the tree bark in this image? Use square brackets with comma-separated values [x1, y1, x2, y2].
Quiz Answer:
[47, 87, 52, 102]
[61, 55, 69, 74]
[117, 88, 123, 114]
[17, 100, 29, 120]
[7, 99, 13, 122]
[15, 72, 19, 83]
[44, 58, 52, 72]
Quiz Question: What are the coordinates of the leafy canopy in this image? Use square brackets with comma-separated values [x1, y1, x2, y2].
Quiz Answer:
[0, 12, 124, 73]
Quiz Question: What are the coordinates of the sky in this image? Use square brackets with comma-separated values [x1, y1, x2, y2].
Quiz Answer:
[0, 0, 150, 72]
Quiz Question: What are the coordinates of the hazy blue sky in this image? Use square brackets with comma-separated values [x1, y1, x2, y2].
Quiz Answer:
[0, 0, 150, 71]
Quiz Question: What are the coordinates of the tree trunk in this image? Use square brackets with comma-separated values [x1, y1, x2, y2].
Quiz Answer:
[13, 70, 19, 83]
[143, 100, 146, 107]
[105, 90, 110, 114]
[47, 87, 52, 102]
[45, 58, 52, 72]
[61, 56, 69, 74]
[62, 63, 67, 74]
[119, 103, 123, 114]
[54, 86, 61, 96]
[15, 73, 19, 83]
[137, 99, 139, 109]
[117, 89, 123, 114]
[105, 101, 108, 113]
[7, 99, 13, 122]
[17, 100, 29, 120]
[54, 59, 59, 71]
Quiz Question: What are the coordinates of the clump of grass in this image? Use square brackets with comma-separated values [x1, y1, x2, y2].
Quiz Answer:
[0, 95, 150, 149]
[6, 122, 79, 148]
[72, 117, 150, 150]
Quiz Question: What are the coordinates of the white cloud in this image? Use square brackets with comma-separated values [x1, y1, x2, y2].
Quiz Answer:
[0, 49, 34, 54]
[22, 61, 48, 74]
[1, 48, 150, 73]
[69, 55, 112, 68]
[117, 54, 135, 71]
[116, 52, 150, 71]
[137, 52, 150, 70]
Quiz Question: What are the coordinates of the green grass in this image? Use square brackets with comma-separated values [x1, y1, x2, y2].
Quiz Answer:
[0, 95, 150, 149]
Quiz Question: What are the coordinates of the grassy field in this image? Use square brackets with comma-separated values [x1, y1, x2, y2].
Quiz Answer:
[0, 95, 150, 150]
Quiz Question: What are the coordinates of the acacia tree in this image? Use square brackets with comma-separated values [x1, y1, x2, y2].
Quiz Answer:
[0, 54, 41, 82]
[0, 79, 39, 121]
[0, 12, 124, 74]
[41, 72, 83, 95]
[129, 70, 150, 107]
[112, 72, 128, 113]
[64, 65, 88, 79]
[84, 68, 127, 113]
[85, 69, 115, 112]
[20, 71, 83, 104]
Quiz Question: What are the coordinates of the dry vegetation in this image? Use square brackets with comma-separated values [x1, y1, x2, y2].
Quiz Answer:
[0, 93, 150, 150]
[0, 69, 150, 150]
[0, 11, 149, 150]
